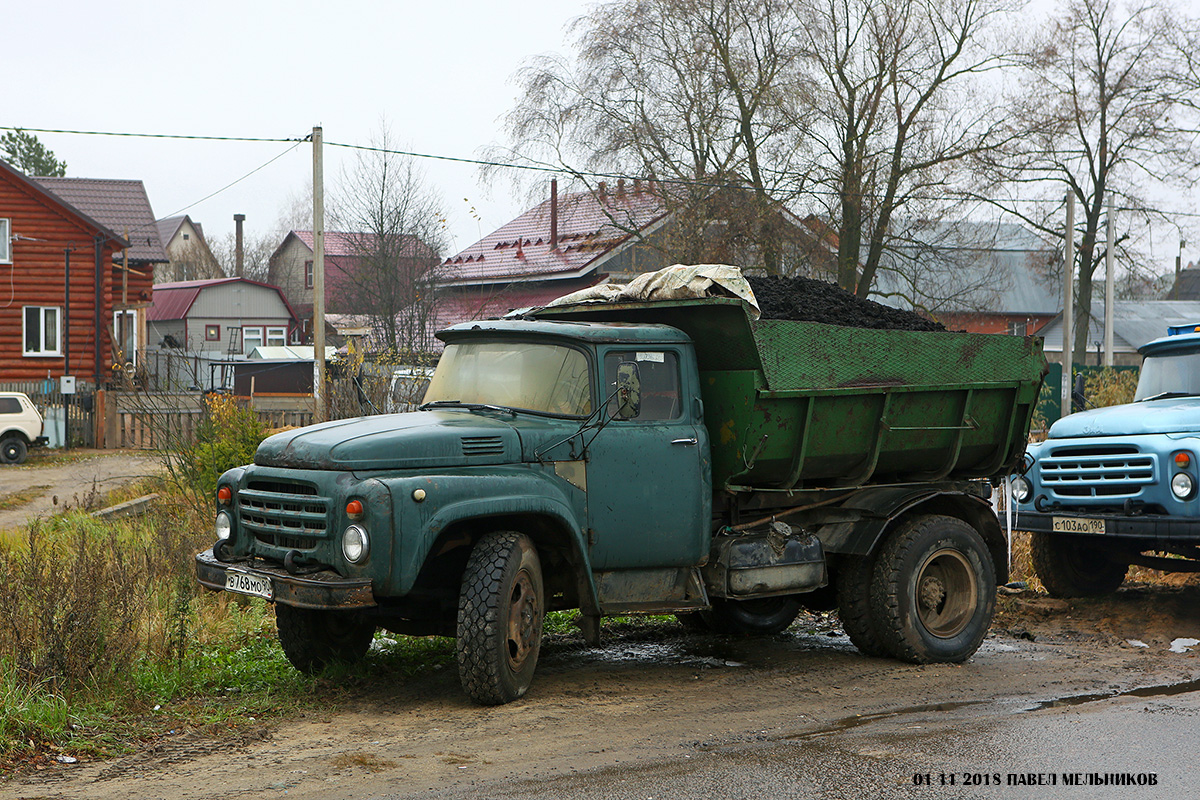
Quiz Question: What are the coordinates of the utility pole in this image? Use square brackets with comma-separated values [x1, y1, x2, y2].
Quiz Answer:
[1062, 192, 1075, 417]
[313, 126, 326, 423]
[1104, 197, 1115, 367]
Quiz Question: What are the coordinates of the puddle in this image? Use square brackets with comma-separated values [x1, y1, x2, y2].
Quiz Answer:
[1026, 678, 1200, 711]
[786, 701, 987, 741]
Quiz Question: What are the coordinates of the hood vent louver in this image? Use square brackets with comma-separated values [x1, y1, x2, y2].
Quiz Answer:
[461, 435, 505, 457]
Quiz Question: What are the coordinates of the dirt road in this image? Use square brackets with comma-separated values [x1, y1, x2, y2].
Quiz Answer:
[0, 451, 162, 531]
[9, 585, 1200, 800]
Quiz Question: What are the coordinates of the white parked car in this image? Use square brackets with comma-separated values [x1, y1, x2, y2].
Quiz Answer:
[0, 392, 47, 464]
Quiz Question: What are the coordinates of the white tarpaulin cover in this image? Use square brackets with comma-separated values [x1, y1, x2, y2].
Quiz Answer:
[542, 264, 760, 319]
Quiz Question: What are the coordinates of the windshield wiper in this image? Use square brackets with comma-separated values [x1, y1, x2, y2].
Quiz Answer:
[419, 400, 516, 416]
[1139, 391, 1196, 402]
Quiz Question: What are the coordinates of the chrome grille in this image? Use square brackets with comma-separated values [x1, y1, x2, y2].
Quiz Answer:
[461, 435, 505, 456]
[239, 481, 330, 550]
[1040, 445, 1156, 499]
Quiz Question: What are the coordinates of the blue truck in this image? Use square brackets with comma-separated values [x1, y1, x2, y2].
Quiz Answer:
[1013, 324, 1200, 596]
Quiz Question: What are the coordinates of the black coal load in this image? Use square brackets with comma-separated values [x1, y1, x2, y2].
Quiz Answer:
[745, 274, 944, 332]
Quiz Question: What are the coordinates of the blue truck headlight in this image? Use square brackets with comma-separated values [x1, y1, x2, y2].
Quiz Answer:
[1171, 472, 1194, 499]
[1011, 475, 1032, 504]
[342, 524, 370, 563]
[215, 511, 233, 541]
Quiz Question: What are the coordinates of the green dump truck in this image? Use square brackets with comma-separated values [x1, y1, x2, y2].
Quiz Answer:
[196, 294, 1046, 704]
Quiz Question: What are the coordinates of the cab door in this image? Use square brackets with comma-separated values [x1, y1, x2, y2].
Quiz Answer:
[584, 347, 710, 569]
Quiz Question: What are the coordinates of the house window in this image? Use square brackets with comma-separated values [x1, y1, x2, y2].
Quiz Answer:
[205, 324, 221, 342]
[24, 306, 61, 356]
[1007, 320, 1028, 336]
[0, 219, 10, 263]
[304, 260, 314, 289]
[242, 326, 264, 354]
[114, 309, 137, 365]
[266, 327, 286, 347]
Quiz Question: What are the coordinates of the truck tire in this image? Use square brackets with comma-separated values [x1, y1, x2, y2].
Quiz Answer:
[1, 436, 27, 465]
[701, 596, 803, 635]
[457, 532, 544, 705]
[871, 515, 996, 664]
[275, 604, 375, 674]
[835, 553, 887, 657]
[1030, 531, 1128, 597]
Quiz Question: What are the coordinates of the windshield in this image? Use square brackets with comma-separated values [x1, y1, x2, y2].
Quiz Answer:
[424, 341, 593, 416]
[1134, 350, 1200, 400]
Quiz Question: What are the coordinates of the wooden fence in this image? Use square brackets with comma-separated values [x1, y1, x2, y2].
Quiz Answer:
[104, 393, 320, 450]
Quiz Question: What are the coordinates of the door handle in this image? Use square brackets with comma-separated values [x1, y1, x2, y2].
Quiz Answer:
[671, 437, 698, 446]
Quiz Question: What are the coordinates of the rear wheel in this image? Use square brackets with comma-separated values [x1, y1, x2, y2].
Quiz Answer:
[1, 436, 27, 465]
[701, 596, 802, 635]
[275, 605, 375, 674]
[1031, 532, 1128, 597]
[457, 532, 545, 705]
[835, 553, 887, 657]
[871, 515, 996, 664]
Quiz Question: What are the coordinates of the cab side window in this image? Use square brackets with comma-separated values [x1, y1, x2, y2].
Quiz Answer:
[603, 351, 681, 421]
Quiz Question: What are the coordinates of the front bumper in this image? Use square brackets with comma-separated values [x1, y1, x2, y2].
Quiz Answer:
[195, 548, 377, 610]
[1013, 510, 1200, 541]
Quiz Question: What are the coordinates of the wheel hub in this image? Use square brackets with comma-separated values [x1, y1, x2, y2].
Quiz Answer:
[915, 548, 977, 639]
[506, 570, 541, 669]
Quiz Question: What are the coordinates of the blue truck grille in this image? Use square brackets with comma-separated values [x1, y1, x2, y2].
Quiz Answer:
[239, 481, 331, 550]
[1039, 445, 1156, 498]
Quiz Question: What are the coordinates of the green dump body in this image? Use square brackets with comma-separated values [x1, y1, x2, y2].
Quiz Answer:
[535, 298, 1047, 492]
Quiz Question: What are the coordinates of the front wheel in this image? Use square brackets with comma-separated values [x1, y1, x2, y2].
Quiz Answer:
[1, 436, 27, 465]
[701, 596, 803, 635]
[870, 515, 996, 664]
[275, 605, 375, 674]
[457, 532, 545, 705]
[1030, 532, 1128, 597]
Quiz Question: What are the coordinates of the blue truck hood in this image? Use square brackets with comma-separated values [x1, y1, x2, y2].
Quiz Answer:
[1050, 397, 1200, 439]
[255, 410, 523, 470]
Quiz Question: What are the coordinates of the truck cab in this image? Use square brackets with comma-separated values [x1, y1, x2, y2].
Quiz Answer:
[1014, 325, 1200, 595]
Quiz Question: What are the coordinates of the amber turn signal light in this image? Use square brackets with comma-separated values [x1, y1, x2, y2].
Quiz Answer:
[1175, 452, 1192, 469]
[217, 486, 232, 505]
[346, 499, 365, 520]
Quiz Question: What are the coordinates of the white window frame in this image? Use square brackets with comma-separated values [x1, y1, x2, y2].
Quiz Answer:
[114, 309, 138, 365]
[266, 326, 286, 347]
[0, 218, 11, 263]
[304, 259, 314, 289]
[242, 326, 264, 354]
[23, 305, 62, 356]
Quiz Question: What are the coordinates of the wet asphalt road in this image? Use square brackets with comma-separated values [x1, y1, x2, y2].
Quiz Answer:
[397, 681, 1200, 800]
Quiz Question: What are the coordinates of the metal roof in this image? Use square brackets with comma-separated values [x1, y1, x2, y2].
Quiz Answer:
[35, 177, 167, 264]
[281, 230, 432, 260]
[149, 277, 299, 323]
[1036, 300, 1200, 353]
[871, 221, 1060, 315]
[438, 184, 668, 285]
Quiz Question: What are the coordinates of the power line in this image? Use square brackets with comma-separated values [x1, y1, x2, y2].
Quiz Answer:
[0, 125, 306, 144]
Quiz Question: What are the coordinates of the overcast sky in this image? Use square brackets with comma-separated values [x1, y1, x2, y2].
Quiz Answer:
[7, 0, 591, 257]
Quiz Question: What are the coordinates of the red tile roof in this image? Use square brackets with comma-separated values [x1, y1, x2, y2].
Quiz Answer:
[439, 184, 667, 285]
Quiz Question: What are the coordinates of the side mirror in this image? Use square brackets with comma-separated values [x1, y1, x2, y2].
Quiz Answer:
[615, 361, 641, 419]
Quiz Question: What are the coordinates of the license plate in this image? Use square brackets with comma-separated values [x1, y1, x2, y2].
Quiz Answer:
[1052, 516, 1106, 535]
[225, 569, 273, 600]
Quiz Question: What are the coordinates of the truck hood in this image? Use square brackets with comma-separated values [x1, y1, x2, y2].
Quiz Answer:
[255, 410, 522, 470]
[1050, 397, 1200, 439]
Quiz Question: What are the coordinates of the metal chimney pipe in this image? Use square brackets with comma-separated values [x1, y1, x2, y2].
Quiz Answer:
[550, 179, 558, 250]
[234, 214, 246, 276]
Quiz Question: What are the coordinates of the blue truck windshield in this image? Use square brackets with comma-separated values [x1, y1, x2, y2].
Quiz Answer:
[1135, 350, 1200, 401]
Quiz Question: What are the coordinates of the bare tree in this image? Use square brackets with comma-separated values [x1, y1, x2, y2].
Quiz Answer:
[329, 124, 446, 356]
[495, 0, 812, 273]
[795, 0, 1021, 297]
[210, 230, 274, 283]
[994, 0, 1200, 360]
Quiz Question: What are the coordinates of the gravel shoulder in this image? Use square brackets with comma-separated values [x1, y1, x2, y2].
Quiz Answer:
[0, 450, 163, 531]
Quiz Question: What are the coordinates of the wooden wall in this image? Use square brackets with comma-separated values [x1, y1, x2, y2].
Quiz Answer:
[0, 174, 123, 382]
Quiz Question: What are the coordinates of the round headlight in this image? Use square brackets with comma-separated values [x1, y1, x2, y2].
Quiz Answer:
[1171, 472, 1194, 499]
[1011, 475, 1032, 504]
[342, 524, 370, 563]
[215, 510, 233, 541]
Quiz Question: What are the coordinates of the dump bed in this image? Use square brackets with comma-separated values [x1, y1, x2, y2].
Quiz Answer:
[535, 298, 1047, 491]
